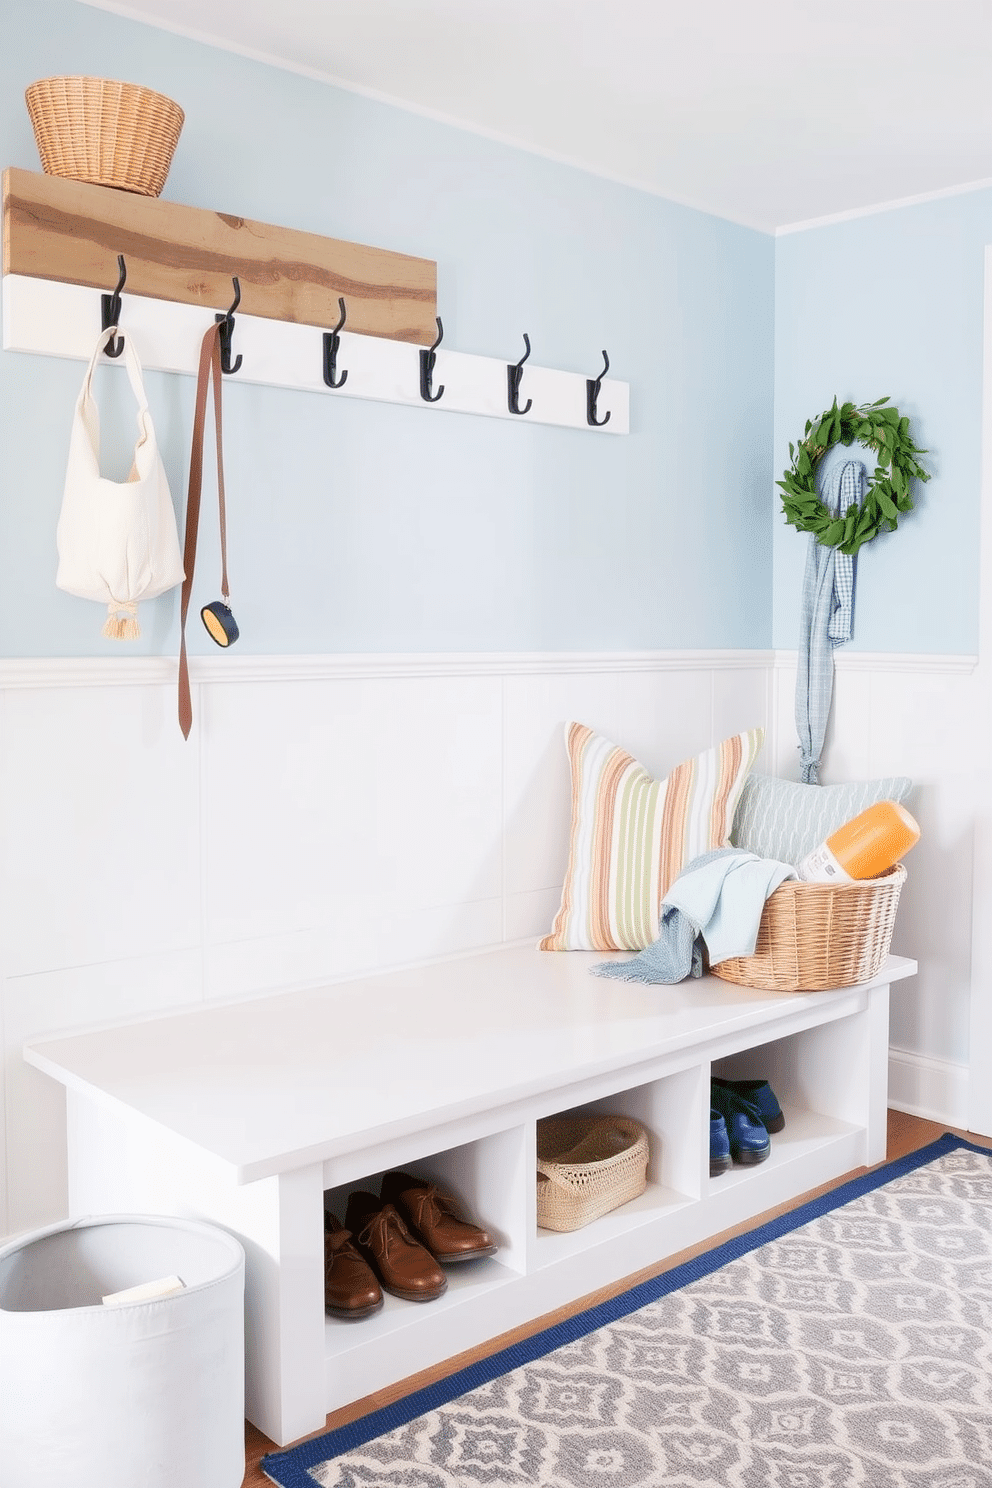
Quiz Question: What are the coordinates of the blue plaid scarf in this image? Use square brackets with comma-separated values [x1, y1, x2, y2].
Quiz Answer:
[795, 458, 862, 784]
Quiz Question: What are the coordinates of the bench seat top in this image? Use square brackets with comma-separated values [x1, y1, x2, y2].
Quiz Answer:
[24, 945, 916, 1182]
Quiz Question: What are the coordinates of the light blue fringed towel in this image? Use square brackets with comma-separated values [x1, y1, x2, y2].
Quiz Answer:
[591, 848, 795, 984]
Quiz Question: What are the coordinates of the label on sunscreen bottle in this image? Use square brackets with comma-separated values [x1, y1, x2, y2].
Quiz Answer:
[798, 841, 855, 884]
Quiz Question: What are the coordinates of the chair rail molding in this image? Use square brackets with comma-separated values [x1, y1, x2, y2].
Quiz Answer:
[772, 649, 978, 675]
[0, 649, 774, 690]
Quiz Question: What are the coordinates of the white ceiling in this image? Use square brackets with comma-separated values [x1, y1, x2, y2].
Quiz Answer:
[83, 0, 992, 233]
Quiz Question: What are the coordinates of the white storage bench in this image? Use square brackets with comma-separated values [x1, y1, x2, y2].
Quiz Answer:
[24, 944, 916, 1448]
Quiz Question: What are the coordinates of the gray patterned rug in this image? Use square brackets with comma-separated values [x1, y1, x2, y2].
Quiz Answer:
[262, 1135, 992, 1488]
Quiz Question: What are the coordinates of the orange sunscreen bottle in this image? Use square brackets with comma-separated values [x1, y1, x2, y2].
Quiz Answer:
[798, 800, 920, 883]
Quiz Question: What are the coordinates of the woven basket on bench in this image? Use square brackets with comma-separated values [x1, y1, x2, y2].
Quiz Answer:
[537, 1114, 648, 1232]
[711, 863, 907, 992]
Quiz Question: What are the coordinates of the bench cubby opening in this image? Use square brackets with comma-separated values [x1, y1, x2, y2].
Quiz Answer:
[322, 1122, 529, 1283]
[712, 1001, 881, 1131]
[530, 1065, 703, 1268]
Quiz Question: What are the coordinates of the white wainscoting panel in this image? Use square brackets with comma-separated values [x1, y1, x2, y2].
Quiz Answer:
[3, 949, 204, 1236]
[771, 649, 980, 1101]
[711, 664, 775, 752]
[0, 682, 201, 978]
[614, 669, 726, 780]
[0, 647, 976, 1240]
[501, 669, 625, 936]
[199, 673, 504, 960]
[0, 651, 771, 1236]
[203, 899, 507, 1008]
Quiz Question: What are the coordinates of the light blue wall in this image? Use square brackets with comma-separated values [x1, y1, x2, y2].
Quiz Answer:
[774, 192, 992, 654]
[0, 0, 774, 657]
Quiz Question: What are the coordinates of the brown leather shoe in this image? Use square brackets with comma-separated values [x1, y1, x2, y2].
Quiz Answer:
[379, 1170, 498, 1263]
[344, 1191, 447, 1302]
[324, 1212, 383, 1320]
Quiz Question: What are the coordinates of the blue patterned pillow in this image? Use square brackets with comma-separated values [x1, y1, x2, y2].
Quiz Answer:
[731, 774, 913, 867]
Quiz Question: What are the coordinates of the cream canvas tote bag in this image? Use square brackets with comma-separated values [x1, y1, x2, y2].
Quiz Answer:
[56, 330, 184, 639]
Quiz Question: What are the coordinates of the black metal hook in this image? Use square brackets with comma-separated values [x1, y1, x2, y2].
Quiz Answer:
[419, 317, 445, 402]
[214, 277, 243, 375]
[507, 333, 532, 416]
[322, 298, 349, 389]
[100, 254, 127, 358]
[586, 349, 611, 427]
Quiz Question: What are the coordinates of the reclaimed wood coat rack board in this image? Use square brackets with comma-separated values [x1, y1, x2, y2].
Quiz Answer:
[1, 169, 629, 433]
[3, 167, 437, 340]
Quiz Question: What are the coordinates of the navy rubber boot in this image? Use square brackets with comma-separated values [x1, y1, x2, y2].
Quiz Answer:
[712, 1076, 785, 1134]
[711, 1082, 771, 1165]
[710, 1110, 732, 1176]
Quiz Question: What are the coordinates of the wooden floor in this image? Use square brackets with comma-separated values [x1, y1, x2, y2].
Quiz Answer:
[242, 1111, 991, 1484]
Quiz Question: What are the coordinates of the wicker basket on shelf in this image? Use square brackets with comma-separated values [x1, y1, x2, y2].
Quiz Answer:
[25, 77, 184, 197]
[711, 864, 907, 992]
[537, 1114, 648, 1232]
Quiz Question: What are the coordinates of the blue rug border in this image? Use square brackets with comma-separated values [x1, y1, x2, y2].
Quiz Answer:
[260, 1131, 987, 1486]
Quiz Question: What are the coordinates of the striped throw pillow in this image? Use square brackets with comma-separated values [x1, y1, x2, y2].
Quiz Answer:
[540, 722, 765, 952]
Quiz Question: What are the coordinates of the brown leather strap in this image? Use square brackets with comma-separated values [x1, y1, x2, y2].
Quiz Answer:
[212, 327, 230, 605]
[178, 324, 229, 738]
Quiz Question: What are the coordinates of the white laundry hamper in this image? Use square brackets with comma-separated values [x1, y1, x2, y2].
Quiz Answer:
[0, 1213, 245, 1488]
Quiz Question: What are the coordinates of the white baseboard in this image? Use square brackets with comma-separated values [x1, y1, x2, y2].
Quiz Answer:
[887, 1046, 969, 1128]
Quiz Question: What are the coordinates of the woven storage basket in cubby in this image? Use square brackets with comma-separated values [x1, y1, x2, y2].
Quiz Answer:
[25, 77, 184, 197]
[711, 864, 907, 992]
[536, 1114, 648, 1232]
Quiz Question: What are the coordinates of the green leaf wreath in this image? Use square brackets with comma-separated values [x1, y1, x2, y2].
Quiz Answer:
[777, 397, 930, 556]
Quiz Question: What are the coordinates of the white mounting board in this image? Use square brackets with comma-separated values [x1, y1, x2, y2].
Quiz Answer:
[2, 274, 628, 434]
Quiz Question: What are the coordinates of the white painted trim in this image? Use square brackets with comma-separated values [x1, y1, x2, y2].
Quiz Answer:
[0, 658, 181, 690]
[887, 1046, 969, 1129]
[772, 649, 978, 675]
[2, 277, 628, 435]
[776, 175, 992, 237]
[967, 243, 992, 1136]
[0, 650, 775, 690]
[1, 648, 974, 693]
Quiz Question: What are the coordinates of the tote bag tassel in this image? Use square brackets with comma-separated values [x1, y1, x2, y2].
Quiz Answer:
[102, 600, 141, 641]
